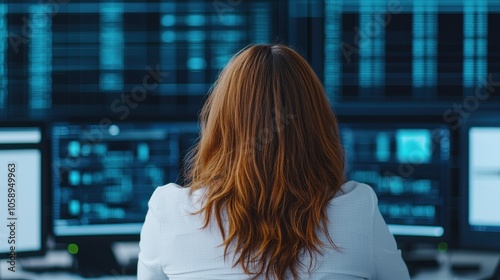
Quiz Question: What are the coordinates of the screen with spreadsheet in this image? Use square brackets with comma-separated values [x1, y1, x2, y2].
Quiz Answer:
[2, 0, 500, 120]
[340, 122, 451, 239]
[4, 1, 275, 117]
[51, 122, 199, 237]
[322, 0, 500, 104]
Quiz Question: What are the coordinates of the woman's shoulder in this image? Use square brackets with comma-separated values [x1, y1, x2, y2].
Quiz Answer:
[329, 180, 379, 213]
[336, 181, 377, 201]
[152, 182, 185, 196]
[147, 183, 190, 210]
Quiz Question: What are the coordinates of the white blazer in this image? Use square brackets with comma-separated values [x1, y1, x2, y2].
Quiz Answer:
[138, 181, 410, 280]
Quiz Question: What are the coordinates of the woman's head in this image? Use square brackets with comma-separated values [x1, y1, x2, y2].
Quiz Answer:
[185, 44, 345, 279]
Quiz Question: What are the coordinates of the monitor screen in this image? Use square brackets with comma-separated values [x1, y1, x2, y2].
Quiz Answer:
[461, 123, 500, 249]
[3, 0, 275, 117]
[0, 126, 44, 256]
[468, 127, 500, 230]
[51, 122, 199, 238]
[323, 0, 500, 104]
[339, 122, 450, 240]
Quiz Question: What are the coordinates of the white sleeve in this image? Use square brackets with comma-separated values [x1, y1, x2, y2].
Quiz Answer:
[370, 192, 411, 280]
[138, 190, 169, 280]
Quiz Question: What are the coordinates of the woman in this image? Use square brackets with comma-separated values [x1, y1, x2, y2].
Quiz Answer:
[138, 44, 410, 279]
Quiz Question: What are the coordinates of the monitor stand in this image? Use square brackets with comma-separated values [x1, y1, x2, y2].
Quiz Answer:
[73, 241, 135, 278]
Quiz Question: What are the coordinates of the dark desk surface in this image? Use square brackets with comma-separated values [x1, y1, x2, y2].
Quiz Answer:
[0, 242, 139, 280]
[411, 250, 500, 280]
[1, 246, 499, 280]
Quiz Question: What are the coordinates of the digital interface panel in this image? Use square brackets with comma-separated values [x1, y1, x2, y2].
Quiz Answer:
[340, 123, 450, 237]
[51, 122, 199, 236]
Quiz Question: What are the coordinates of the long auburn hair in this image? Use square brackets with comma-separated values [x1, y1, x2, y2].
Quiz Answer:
[184, 44, 345, 279]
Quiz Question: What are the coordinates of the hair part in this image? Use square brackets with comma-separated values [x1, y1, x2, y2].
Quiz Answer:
[184, 44, 345, 280]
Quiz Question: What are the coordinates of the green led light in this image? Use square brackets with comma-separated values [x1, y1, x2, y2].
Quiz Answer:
[438, 242, 448, 253]
[68, 243, 79, 255]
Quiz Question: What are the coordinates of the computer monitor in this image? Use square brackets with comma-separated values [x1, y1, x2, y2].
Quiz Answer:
[339, 120, 451, 244]
[460, 118, 500, 250]
[0, 124, 46, 260]
[51, 121, 199, 275]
